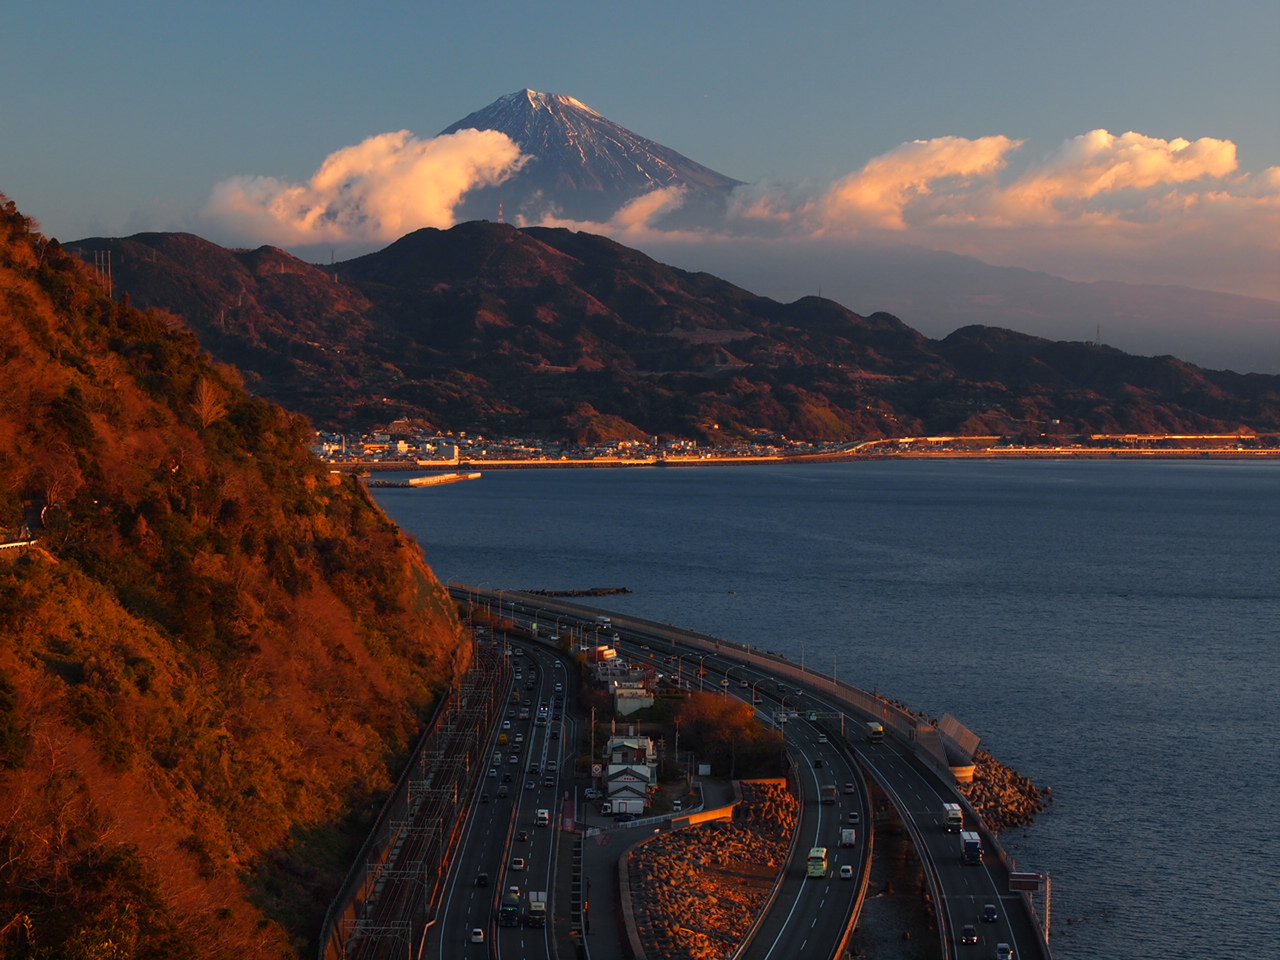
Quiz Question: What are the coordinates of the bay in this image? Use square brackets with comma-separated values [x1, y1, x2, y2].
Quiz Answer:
[374, 459, 1279, 958]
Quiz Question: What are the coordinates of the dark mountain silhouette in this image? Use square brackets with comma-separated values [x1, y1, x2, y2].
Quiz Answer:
[68, 222, 1280, 441]
[440, 89, 743, 225]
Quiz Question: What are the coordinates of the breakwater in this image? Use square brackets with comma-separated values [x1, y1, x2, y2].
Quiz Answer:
[956, 748, 1052, 834]
[361, 471, 481, 488]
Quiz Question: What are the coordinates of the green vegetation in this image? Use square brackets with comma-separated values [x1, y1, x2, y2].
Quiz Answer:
[0, 194, 465, 958]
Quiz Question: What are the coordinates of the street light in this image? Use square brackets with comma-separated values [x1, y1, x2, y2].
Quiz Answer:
[751, 678, 763, 706]
[697, 655, 708, 692]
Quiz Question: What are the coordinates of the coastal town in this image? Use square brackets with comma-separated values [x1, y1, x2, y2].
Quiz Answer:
[316, 425, 1280, 470]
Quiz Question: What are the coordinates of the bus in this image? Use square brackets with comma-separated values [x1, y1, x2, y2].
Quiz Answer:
[865, 721, 885, 743]
[806, 847, 829, 878]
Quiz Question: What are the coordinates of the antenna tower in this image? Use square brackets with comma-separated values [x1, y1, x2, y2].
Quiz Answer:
[498, 202, 505, 224]
[93, 249, 113, 298]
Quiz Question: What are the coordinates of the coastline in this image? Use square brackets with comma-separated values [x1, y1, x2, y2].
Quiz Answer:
[332, 440, 1280, 473]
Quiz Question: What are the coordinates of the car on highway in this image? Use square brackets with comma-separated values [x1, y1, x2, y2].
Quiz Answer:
[470, 928, 485, 943]
[524, 780, 536, 790]
[959, 924, 978, 944]
[475, 872, 489, 887]
[847, 812, 860, 824]
[838, 864, 854, 880]
[515, 830, 530, 842]
[982, 904, 999, 923]
[843, 782, 857, 794]
[487, 767, 497, 778]
[479, 793, 489, 803]
[994, 944, 1013, 960]
[542, 776, 554, 787]
[546, 761, 558, 772]
[502, 720, 511, 730]
[510, 857, 525, 871]
[813, 758, 825, 768]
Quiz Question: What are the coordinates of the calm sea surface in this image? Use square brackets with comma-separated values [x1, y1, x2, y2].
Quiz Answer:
[374, 460, 1279, 958]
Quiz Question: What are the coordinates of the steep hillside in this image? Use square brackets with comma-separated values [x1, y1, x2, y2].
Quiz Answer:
[69, 222, 1280, 441]
[0, 195, 465, 959]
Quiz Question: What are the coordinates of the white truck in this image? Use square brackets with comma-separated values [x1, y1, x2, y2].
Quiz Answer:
[839, 827, 857, 847]
[526, 890, 548, 927]
[943, 802, 964, 833]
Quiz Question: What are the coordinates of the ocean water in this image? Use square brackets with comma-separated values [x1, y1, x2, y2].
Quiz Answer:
[373, 460, 1279, 958]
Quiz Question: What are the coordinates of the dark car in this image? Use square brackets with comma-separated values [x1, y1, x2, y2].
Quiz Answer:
[515, 830, 530, 842]
[959, 924, 978, 944]
[614, 813, 636, 823]
[981, 903, 999, 923]
[475, 872, 489, 887]
[813, 758, 825, 768]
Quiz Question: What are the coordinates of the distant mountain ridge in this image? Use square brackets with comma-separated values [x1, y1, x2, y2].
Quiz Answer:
[440, 89, 743, 224]
[68, 222, 1280, 440]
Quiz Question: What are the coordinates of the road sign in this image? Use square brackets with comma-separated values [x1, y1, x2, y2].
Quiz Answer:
[1009, 871, 1044, 891]
[591, 764, 602, 777]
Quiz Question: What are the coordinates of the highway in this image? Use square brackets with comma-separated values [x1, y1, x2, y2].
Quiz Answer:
[423, 640, 571, 959]
[442, 586, 1052, 960]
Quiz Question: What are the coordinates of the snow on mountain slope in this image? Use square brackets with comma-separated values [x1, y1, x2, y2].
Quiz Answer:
[440, 89, 742, 223]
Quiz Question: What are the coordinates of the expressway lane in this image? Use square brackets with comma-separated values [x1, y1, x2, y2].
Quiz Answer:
[424, 639, 569, 959]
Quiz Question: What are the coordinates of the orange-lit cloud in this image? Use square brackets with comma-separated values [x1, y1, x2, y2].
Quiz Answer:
[204, 128, 526, 245]
[814, 135, 1021, 229]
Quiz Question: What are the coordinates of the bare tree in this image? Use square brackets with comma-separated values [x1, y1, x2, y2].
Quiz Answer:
[190, 377, 227, 429]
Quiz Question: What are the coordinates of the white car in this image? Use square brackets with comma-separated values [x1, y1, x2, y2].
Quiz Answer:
[510, 857, 526, 871]
[995, 945, 1014, 960]
[469, 927, 485, 943]
[838, 864, 854, 879]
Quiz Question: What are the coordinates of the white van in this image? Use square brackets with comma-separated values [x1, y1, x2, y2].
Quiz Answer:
[535, 808, 550, 827]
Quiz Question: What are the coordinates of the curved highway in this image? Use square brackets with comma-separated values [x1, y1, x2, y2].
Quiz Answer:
[443, 586, 1052, 960]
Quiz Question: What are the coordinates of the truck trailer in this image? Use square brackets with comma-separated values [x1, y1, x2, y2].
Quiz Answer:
[839, 828, 858, 847]
[960, 830, 983, 865]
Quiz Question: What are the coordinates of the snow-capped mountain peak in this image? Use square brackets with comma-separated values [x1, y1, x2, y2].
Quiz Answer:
[439, 89, 742, 224]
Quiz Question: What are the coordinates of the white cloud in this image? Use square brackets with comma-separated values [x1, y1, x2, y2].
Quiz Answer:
[815, 135, 1021, 229]
[203, 128, 526, 245]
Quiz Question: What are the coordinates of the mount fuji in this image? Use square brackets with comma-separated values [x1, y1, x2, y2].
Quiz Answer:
[440, 89, 743, 225]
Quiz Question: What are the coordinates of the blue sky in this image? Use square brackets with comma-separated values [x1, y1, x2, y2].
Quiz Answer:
[3, 2, 1277, 310]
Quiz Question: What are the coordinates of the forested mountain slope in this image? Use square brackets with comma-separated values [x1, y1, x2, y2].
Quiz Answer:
[0, 194, 465, 959]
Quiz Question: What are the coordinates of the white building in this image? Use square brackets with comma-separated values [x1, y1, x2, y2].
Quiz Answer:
[602, 733, 657, 814]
